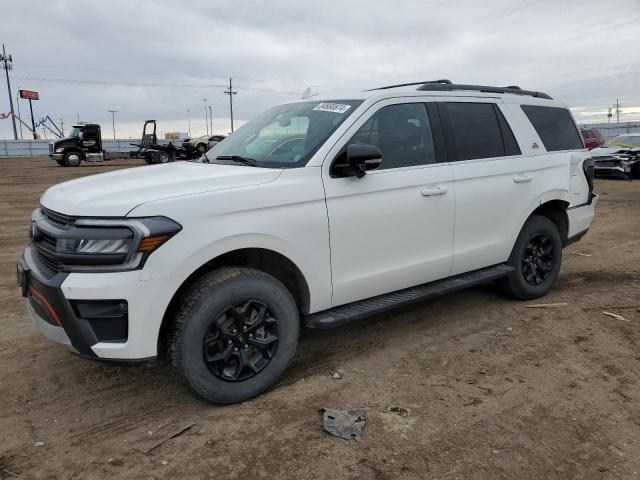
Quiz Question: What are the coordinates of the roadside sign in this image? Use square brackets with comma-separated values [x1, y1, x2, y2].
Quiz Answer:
[19, 89, 39, 100]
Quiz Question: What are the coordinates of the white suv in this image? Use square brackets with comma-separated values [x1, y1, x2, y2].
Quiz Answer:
[18, 80, 597, 403]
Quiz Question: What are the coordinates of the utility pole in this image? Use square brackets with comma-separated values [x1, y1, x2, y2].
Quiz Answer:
[203, 98, 208, 135]
[16, 88, 23, 139]
[607, 107, 612, 126]
[186, 109, 191, 137]
[208, 105, 213, 134]
[108, 110, 118, 139]
[1, 44, 18, 140]
[224, 77, 237, 133]
[60, 118, 64, 137]
[615, 98, 621, 126]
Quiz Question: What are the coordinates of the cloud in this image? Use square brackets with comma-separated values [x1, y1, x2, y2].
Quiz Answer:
[1, 0, 638, 139]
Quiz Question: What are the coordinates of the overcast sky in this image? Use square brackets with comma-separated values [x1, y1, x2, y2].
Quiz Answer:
[1, 0, 639, 140]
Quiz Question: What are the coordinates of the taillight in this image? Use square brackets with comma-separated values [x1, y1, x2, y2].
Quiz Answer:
[583, 158, 595, 204]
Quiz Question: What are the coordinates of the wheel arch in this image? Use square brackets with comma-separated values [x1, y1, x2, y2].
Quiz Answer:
[157, 247, 311, 358]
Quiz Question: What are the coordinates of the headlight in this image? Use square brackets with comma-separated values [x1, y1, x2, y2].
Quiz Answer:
[55, 147, 65, 153]
[32, 211, 182, 272]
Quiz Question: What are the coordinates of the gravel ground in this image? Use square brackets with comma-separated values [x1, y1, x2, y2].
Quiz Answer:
[0, 157, 639, 479]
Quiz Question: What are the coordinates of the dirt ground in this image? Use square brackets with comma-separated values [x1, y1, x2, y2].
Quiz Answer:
[1, 157, 639, 480]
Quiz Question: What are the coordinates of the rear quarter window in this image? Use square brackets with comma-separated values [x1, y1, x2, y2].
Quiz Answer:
[521, 105, 584, 151]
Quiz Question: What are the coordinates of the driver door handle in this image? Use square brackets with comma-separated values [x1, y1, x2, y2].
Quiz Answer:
[421, 186, 448, 196]
[513, 173, 532, 183]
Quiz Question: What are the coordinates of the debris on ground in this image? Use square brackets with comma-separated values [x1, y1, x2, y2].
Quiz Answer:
[131, 421, 195, 454]
[34, 441, 45, 448]
[384, 406, 411, 418]
[524, 303, 568, 308]
[602, 311, 628, 321]
[573, 252, 592, 257]
[321, 408, 367, 441]
[332, 371, 342, 379]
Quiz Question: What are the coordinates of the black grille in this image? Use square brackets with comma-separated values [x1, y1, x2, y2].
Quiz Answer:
[41, 207, 76, 228]
[37, 250, 61, 275]
[40, 233, 57, 250]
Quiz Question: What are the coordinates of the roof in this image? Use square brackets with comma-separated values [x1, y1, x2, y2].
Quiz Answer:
[308, 80, 561, 106]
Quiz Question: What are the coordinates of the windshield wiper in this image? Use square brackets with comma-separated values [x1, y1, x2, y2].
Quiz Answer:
[215, 155, 259, 167]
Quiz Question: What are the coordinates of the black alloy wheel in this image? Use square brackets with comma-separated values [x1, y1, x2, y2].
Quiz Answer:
[522, 233, 555, 286]
[203, 300, 279, 382]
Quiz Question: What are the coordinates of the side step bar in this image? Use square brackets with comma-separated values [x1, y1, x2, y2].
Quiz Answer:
[304, 264, 514, 330]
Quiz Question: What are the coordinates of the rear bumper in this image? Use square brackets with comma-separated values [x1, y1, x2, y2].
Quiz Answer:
[566, 194, 598, 240]
[20, 245, 185, 361]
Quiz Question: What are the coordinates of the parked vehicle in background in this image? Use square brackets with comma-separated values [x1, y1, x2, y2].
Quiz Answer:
[590, 133, 640, 179]
[48, 124, 121, 167]
[580, 128, 604, 150]
[129, 120, 203, 164]
[182, 134, 226, 154]
[19, 80, 597, 404]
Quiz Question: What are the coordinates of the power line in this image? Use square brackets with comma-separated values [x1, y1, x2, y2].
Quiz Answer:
[11, 74, 304, 95]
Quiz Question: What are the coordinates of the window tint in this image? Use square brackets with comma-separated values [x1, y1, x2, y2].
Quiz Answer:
[445, 103, 506, 160]
[347, 103, 436, 169]
[581, 130, 593, 139]
[521, 105, 583, 151]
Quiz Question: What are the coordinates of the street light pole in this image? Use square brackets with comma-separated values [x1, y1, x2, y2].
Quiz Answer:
[1, 44, 18, 140]
[208, 105, 213, 134]
[186, 109, 191, 137]
[108, 110, 118, 140]
[203, 98, 208, 135]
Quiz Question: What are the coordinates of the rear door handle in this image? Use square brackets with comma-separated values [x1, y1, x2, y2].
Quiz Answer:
[421, 186, 448, 196]
[513, 174, 532, 183]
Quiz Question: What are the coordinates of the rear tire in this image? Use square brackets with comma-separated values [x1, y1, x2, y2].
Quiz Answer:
[497, 215, 563, 300]
[63, 151, 83, 167]
[170, 267, 299, 404]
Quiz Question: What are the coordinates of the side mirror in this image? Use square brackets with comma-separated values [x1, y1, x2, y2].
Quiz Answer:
[333, 144, 382, 178]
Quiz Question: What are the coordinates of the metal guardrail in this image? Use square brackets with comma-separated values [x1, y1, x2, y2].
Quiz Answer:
[0, 139, 178, 157]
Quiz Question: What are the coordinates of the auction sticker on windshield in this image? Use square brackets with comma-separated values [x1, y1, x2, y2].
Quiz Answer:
[313, 103, 352, 114]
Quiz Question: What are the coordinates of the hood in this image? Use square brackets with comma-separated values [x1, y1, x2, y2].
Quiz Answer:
[40, 162, 282, 217]
[591, 145, 639, 157]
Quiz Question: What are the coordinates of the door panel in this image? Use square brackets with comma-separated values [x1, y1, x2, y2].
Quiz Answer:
[442, 100, 556, 275]
[323, 99, 455, 307]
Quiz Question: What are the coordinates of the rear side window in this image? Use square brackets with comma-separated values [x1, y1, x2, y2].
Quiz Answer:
[581, 130, 593, 139]
[444, 102, 519, 161]
[521, 105, 583, 151]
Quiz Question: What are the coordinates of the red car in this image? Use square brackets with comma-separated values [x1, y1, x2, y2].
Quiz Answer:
[580, 128, 604, 150]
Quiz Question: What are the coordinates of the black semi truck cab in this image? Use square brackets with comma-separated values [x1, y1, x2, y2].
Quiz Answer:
[49, 124, 104, 167]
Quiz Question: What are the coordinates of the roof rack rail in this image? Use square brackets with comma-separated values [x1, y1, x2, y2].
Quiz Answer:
[368, 79, 452, 91]
[417, 81, 552, 99]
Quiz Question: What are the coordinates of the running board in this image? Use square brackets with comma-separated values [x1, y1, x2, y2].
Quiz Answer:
[304, 264, 514, 330]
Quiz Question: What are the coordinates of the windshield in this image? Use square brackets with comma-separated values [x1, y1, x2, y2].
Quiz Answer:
[604, 135, 640, 148]
[68, 127, 82, 138]
[207, 100, 363, 167]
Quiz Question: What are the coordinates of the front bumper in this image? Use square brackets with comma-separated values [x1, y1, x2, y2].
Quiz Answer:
[49, 153, 63, 161]
[19, 245, 185, 361]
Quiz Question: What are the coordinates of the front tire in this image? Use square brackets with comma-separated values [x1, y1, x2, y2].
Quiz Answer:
[170, 267, 299, 404]
[498, 215, 563, 300]
[63, 151, 83, 167]
[196, 143, 207, 154]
